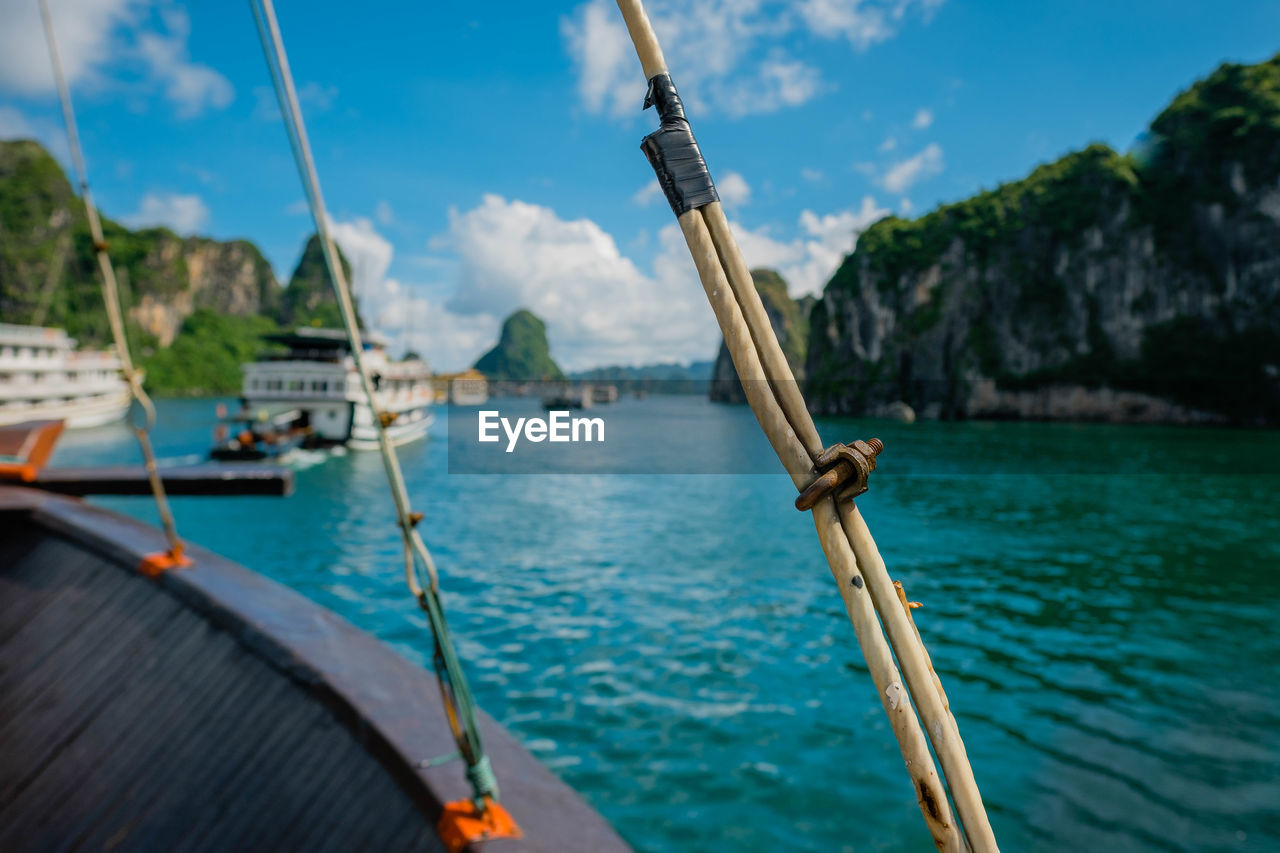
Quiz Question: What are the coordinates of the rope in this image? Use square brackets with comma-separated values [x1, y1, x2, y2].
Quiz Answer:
[613, 2, 999, 850]
[248, 0, 497, 808]
[39, 0, 184, 563]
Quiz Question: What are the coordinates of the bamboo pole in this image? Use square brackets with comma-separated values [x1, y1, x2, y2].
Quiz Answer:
[679, 209, 962, 851]
[614, 1, 998, 848]
[701, 203, 823, 455]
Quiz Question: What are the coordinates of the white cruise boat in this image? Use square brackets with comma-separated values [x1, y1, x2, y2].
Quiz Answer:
[0, 324, 129, 428]
[241, 328, 433, 449]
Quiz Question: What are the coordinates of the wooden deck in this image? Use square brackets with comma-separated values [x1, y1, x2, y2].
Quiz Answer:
[0, 487, 629, 852]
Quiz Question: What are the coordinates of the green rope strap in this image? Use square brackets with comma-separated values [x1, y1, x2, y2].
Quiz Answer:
[250, 0, 497, 810]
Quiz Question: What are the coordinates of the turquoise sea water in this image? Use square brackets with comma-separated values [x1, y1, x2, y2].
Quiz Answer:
[50, 397, 1280, 852]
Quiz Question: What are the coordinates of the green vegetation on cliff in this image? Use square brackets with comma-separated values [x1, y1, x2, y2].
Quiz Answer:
[710, 268, 809, 403]
[851, 145, 1140, 292]
[474, 310, 564, 381]
[1145, 53, 1280, 205]
[808, 52, 1280, 424]
[141, 310, 281, 396]
[279, 235, 357, 329]
[0, 139, 364, 394]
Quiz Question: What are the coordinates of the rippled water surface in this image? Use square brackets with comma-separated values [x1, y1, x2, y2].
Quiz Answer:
[51, 397, 1280, 852]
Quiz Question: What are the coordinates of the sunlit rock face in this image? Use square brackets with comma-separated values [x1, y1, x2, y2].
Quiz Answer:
[807, 55, 1280, 425]
[710, 268, 811, 405]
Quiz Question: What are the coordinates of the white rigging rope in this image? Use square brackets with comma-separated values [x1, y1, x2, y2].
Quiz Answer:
[248, 0, 501, 809]
[39, 0, 185, 568]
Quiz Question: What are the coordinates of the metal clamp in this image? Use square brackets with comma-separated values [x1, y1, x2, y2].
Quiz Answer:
[794, 438, 883, 511]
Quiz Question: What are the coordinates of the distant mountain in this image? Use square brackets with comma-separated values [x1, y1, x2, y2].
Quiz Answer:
[279, 234, 357, 329]
[0, 139, 277, 348]
[807, 53, 1280, 425]
[569, 359, 714, 394]
[474, 309, 565, 381]
[570, 360, 714, 382]
[709, 268, 810, 404]
[0, 138, 364, 394]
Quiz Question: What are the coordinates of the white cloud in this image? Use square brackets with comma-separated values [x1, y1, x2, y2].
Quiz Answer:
[559, 0, 638, 118]
[125, 192, 209, 234]
[0, 105, 72, 161]
[878, 135, 897, 152]
[297, 195, 891, 371]
[0, 106, 38, 139]
[899, 197, 913, 214]
[435, 194, 713, 369]
[911, 107, 933, 129]
[878, 142, 943, 193]
[797, 0, 946, 50]
[0, 0, 140, 96]
[717, 170, 751, 206]
[731, 195, 889, 296]
[0, 0, 233, 119]
[136, 7, 232, 118]
[254, 80, 337, 122]
[562, 0, 939, 119]
[326, 216, 394, 305]
[717, 53, 825, 117]
[252, 86, 280, 121]
[632, 178, 663, 207]
[299, 81, 338, 111]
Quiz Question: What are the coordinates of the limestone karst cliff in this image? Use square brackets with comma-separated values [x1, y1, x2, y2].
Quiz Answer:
[474, 309, 565, 381]
[806, 54, 1280, 425]
[0, 139, 278, 347]
[709, 268, 811, 404]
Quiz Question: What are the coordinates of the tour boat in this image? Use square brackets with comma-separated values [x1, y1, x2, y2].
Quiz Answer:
[0, 323, 128, 429]
[209, 406, 311, 461]
[541, 384, 593, 410]
[241, 327, 433, 450]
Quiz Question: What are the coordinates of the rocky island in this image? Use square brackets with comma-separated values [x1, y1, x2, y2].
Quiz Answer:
[0, 138, 353, 395]
[805, 54, 1280, 425]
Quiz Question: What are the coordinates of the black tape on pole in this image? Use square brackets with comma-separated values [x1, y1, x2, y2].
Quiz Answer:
[640, 73, 718, 216]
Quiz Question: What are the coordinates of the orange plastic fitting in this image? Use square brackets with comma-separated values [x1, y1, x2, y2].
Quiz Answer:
[139, 546, 193, 577]
[437, 796, 521, 853]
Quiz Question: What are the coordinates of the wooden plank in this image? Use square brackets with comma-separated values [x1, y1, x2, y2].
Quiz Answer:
[32, 464, 294, 497]
[0, 421, 64, 483]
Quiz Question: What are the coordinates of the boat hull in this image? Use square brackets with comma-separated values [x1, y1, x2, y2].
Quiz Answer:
[347, 408, 434, 450]
[0, 486, 629, 852]
[0, 388, 128, 429]
[237, 398, 433, 450]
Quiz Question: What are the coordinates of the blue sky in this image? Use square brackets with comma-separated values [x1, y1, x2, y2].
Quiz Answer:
[2, 0, 1278, 370]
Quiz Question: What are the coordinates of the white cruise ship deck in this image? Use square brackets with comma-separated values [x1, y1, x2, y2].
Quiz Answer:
[0, 324, 128, 428]
[241, 327, 433, 449]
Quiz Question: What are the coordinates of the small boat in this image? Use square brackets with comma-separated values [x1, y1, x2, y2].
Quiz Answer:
[241, 327, 433, 450]
[0, 323, 128, 428]
[542, 384, 592, 410]
[590, 384, 619, 405]
[209, 405, 310, 461]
